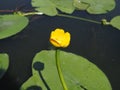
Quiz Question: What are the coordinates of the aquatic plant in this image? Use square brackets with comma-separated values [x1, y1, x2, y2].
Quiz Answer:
[0, 0, 119, 89]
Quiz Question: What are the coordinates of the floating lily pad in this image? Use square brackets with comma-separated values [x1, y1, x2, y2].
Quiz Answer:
[0, 53, 9, 79]
[31, 0, 115, 16]
[0, 15, 29, 39]
[32, 0, 75, 16]
[73, 0, 116, 14]
[110, 16, 120, 30]
[21, 50, 112, 90]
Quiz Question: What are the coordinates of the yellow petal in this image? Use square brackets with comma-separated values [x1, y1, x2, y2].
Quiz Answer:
[49, 28, 71, 48]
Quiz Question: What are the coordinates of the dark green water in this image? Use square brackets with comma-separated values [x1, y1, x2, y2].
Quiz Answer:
[0, 0, 120, 90]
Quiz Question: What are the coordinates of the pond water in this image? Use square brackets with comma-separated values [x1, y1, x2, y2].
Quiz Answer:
[0, 0, 120, 90]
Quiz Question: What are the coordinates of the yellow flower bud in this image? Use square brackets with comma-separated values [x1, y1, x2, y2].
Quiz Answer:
[49, 28, 71, 48]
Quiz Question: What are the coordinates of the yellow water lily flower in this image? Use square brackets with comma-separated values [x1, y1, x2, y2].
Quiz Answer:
[49, 28, 71, 48]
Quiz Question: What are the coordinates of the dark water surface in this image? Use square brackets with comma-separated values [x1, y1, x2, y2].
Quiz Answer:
[0, 0, 120, 90]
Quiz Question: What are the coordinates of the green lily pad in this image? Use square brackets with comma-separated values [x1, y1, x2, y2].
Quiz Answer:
[73, 0, 116, 14]
[73, 0, 89, 10]
[0, 15, 29, 39]
[51, 0, 75, 14]
[0, 53, 9, 79]
[20, 50, 112, 90]
[110, 16, 120, 30]
[32, 0, 75, 16]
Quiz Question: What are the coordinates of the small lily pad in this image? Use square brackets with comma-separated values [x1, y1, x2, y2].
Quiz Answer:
[73, 0, 116, 14]
[0, 15, 29, 39]
[110, 16, 120, 30]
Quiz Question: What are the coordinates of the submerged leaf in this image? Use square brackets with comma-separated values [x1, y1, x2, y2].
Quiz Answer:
[0, 15, 29, 39]
[73, 0, 116, 14]
[0, 53, 9, 79]
[110, 16, 120, 30]
[21, 50, 112, 90]
[32, 0, 75, 16]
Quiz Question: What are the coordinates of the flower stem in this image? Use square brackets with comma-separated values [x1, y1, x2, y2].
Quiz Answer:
[57, 13, 101, 24]
[9, 10, 102, 25]
[55, 49, 68, 90]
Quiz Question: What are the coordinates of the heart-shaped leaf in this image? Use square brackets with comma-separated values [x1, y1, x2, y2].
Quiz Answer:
[0, 53, 9, 79]
[20, 50, 112, 90]
[0, 15, 29, 39]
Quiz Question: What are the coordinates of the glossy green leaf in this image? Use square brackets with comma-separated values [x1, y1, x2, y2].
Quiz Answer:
[0, 53, 9, 79]
[73, 0, 116, 14]
[32, 0, 75, 16]
[110, 16, 120, 30]
[0, 15, 29, 39]
[21, 50, 112, 90]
